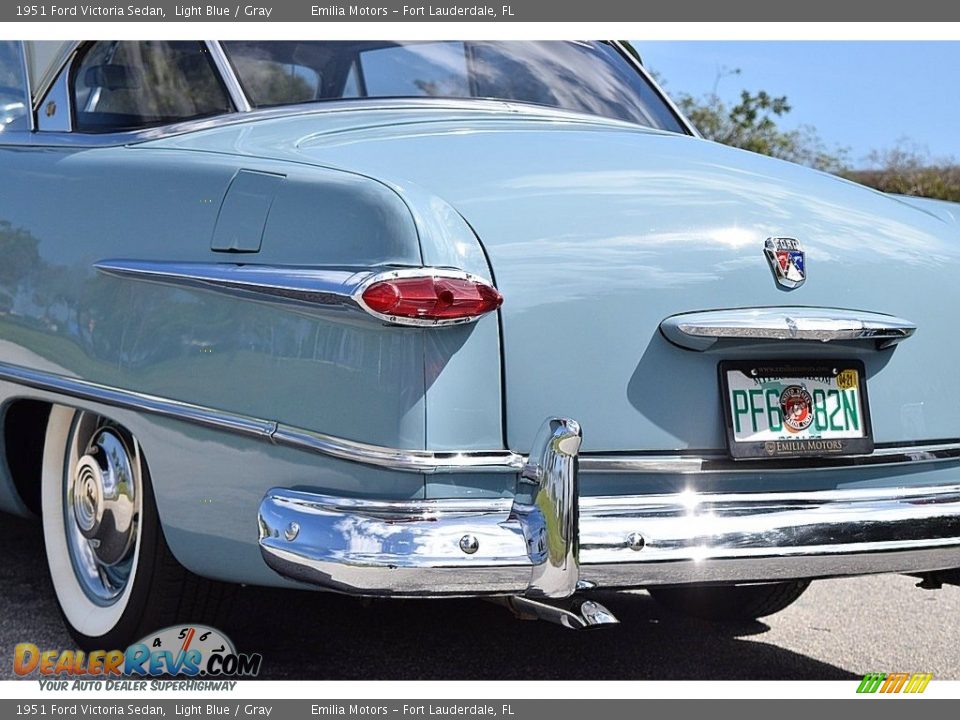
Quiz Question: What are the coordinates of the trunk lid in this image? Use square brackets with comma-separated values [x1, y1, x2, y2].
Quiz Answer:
[154, 109, 960, 452]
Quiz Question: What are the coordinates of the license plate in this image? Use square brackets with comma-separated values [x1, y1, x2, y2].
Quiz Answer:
[719, 360, 873, 459]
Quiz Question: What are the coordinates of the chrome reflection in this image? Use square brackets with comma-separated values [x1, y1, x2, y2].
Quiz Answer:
[64, 413, 141, 604]
[205, 40, 252, 113]
[94, 260, 371, 315]
[660, 307, 917, 352]
[352, 267, 500, 328]
[95, 260, 501, 328]
[514, 418, 582, 598]
[494, 596, 619, 630]
[259, 417, 583, 597]
[258, 472, 960, 595]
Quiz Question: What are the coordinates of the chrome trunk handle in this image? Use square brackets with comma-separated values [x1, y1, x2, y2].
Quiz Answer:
[660, 307, 916, 351]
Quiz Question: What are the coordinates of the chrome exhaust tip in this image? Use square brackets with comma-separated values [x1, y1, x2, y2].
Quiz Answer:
[493, 596, 619, 629]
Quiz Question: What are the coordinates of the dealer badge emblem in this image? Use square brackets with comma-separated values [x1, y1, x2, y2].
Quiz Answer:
[765, 237, 806, 289]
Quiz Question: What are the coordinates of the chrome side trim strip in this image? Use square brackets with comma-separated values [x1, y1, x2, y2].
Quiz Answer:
[95, 260, 501, 328]
[661, 307, 916, 351]
[0, 361, 524, 475]
[205, 41, 252, 113]
[258, 480, 960, 595]
[0, 362, 275, 440]
[95, 259, 371, 315]
[3, 362, 960, 475]
[270, 425, 524, 474]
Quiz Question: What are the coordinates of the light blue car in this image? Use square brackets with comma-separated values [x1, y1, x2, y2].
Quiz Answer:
[2, 40, 959, 648]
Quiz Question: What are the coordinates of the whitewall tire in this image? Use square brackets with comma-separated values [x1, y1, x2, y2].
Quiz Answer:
[41, 406, 231, 649]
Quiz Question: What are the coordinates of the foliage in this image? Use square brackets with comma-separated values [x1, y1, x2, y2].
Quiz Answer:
[669, 74, 959, 202]
[0, 220, 40, 311]
[844, 144, 960, 203]
[674, 87, 848, 174]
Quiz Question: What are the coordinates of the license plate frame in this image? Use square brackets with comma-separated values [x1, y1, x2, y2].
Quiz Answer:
[719, 359, 874, 460]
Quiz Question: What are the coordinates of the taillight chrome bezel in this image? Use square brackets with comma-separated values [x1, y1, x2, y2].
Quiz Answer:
[353, 267, 502, 327]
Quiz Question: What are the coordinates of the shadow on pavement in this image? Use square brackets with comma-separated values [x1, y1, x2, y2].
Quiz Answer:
[224, 584, 857, 681]
[1, 513, 857, 681]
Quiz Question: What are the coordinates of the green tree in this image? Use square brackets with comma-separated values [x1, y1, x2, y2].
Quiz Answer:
[675, 88, 848, 174]
[654, 63, 959, 201]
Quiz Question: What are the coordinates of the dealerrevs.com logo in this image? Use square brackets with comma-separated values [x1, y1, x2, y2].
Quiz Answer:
[14, 625, 262, 690]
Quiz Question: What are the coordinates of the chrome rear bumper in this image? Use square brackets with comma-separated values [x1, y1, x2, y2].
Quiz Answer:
[257, 418, 960, 597]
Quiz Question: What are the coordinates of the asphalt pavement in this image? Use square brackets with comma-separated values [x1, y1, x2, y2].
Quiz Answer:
[2, 512, 958, 681]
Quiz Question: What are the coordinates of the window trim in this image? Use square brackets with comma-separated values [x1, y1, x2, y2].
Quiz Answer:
[15, 40, 35, 132]
[607, 40, 700, 139]
[356, 41, 474, 101]
[0, 40, 698, 148]
[36, 57, 72, 132]
[206, 41, 251, 113]
[28, 41, 82, 112]
[67, 40, 238, 135]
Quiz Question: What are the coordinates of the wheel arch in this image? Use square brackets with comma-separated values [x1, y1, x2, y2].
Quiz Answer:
[0, 398, 52, 517]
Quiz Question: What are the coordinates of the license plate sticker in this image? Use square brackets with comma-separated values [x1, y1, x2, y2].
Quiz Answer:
[719, 361, 873, 459]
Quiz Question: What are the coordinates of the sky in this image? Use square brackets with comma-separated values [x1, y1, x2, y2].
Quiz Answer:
[636, 41, 960, 168]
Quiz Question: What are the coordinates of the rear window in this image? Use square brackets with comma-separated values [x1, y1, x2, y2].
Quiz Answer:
[222, 41, 685, 132]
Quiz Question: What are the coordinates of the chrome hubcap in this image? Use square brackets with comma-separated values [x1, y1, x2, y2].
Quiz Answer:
[73, 456, 102, 535]
[64, 415, 141, 604]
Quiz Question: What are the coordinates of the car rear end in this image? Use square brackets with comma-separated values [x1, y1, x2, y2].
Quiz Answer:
[254, 113, 960, 623]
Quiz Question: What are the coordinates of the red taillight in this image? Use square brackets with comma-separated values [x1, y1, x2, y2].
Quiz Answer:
[359, 274, 503, 325]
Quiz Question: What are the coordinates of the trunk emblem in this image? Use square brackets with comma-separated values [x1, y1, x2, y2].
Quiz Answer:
[764, 237, 806, 289]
